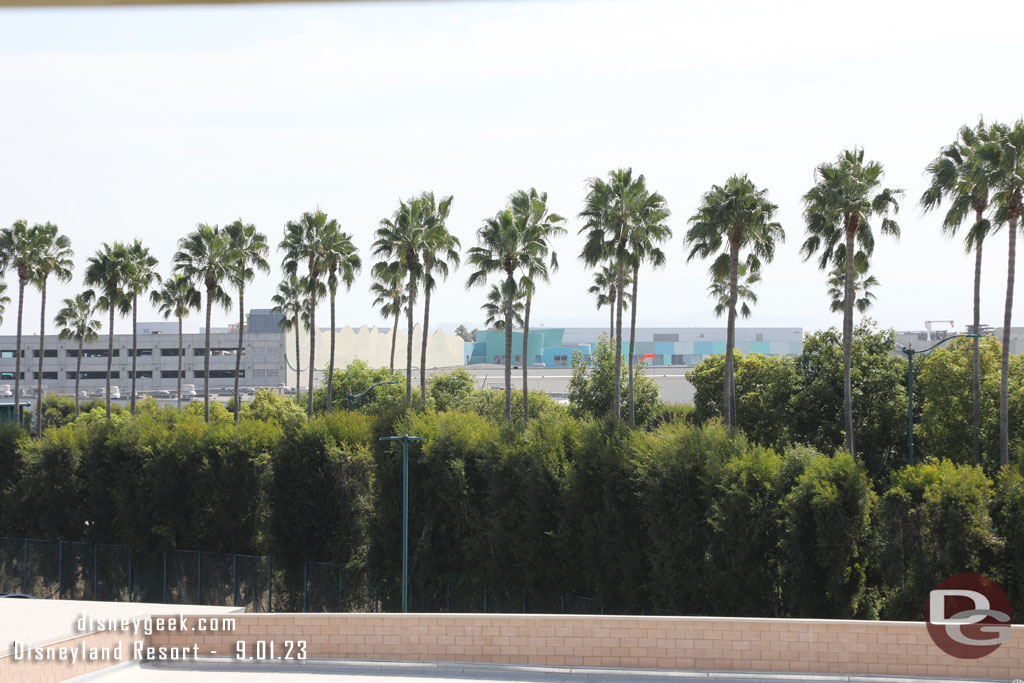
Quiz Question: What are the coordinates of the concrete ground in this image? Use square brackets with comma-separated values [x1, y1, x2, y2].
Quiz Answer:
[84, 658, 999, 683]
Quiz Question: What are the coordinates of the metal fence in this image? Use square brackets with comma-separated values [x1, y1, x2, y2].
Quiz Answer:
[0, 537, 623, 614]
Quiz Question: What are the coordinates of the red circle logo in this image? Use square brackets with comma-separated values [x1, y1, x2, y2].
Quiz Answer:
[926, 573, 1012, 659]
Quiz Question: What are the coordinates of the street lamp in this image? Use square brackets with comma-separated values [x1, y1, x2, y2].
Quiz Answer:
[379, 433, 426, 613]
[899, 334, 981, 465]
[345, 381, 400, 410]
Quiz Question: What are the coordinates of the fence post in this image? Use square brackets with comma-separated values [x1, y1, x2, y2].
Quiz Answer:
[560, 595, 565, 614]
[58, 540, 63, 600]
[446, 583, 450, 613]
[338, 569, 343, 612]
[128, 549, 133, 602]
[22, 538, 28, 594]
[163, 552, 167, 604]
[268, 560, 273, 612]
[302, 562, 308, 612]
[483, 586, 488, 613]
[233, 554, 238, 607]
[197, 552, 202, 605]
[93, 544, 98, 600]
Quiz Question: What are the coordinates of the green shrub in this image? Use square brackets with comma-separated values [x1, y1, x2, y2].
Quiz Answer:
[428, 368, 475, 412]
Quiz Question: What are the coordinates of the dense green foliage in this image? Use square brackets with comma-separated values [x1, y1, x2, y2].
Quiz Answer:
[567, 335, 660, 426]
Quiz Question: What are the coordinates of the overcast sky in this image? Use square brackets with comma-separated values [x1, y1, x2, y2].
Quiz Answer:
[1, 0, 1022, 337]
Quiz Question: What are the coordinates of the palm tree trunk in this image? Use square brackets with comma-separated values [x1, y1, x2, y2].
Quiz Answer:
[971, 223, 983, 466]
[1000, 216, 1016, 467]
[307, 291, 316, 418]
[36, 276, 47, 437]
[390, 305, 399, 374]
[725, 238, 740, 430]
[106, 305, 114, 420]
[294, 309, 301, 407]
[420, 284, 430, 409]
[406, 280, 415, 407]
[504, 276, 514, 421]
[177, 316, 183, 411]
[204, 288, 212, 423]
[74, 338, 82, 418]
[613, 260, 624, 419]
[14, 278, 24, 427]
[327, 287, 337, 412]
[234, 285, 244, 423]
[843, 229, 857, 458]
[522, 292, 531, 427]
[130, 294, 138, 414]
[608, 290, 614, 340]
[628, 265, 639, 426]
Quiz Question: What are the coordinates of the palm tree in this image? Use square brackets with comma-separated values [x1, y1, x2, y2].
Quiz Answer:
[587, 263, 633, 339]
[687, 174, 782, 430]
[801, 149, 902, 459]
[370, 261, 407, 373]
[921, 120, 995, 466]
[711, 265, 760, 319]
[466, 207, 546, 420]
[281, 210, 334, 417]
[321, 224, 361, 412]
[30, 223, 74, 435]
[225, 220, 270, 422]
[83, 241, 132, 420]
[124, 240, 160, 414]
[827, 261, 877, 314]
[272, 275, 306, 406]
[373, 197, 430, 406]
[625, 189, 671, 425]
[174, 224, 235, 424]
[481, 283, 525, 330]
[418, 193, 459, 409]
[982, 119, 1024, 466]
[0, 283, 10, 324]
[509, 188, 565, 426]
[0, 220, 46, 425]
[150, 274, 201, 410]
[55, 293, 101, 418]
[578, 168, 653, 420]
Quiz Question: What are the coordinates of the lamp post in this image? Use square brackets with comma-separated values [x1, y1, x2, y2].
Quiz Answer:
[379, 433, 426, 613]
[899, 334, 981, 465]
[345, 380, 400, 410]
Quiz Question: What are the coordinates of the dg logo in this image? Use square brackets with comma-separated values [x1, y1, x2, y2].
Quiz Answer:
[927, 573, 1013, 659]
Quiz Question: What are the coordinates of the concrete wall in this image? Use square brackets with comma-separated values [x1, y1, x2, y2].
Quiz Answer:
[147, 612, 1023, 681]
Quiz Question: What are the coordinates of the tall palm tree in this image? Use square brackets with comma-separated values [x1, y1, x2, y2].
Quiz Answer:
[174, 224, 235, 424]
[625, 190, 671, 425]
[150, 274, 201, 410]
[921, 120, 995, 466]
[271, 275, 306, 406]
[481, 283, 525, 330]
[801, 149, 902, 459]
[578, 168, 652, 420]
[55, 292, 101, 418]
[509, 188, 565, 426]
[0, 283, 10, 324]
[225, 220, 270, 423]
[281, 210, 333, 417]
[83, 241, 132, 420]
[124, 240, 160, 414]
[30, 223, 74, 435]
[982, 119, 1024, 467]
[687, 174, 782, 430]
[0, 220, 46, 425]
[587, 263, 632, 339]
[373, 197, 430, 406]
[711, 265, 760, 319]
[827, 261, 877, 314]
[321, 225, 361, 412]
[370, 261, 407, 373]
[418, 193, 459, 409]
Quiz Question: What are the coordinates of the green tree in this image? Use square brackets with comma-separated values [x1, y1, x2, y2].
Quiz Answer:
[417, 193, 458, 410]
[509, 188, 565, 427]
[981, 119, 1024, 465]
[993, 465, 1024, 617]
[124, 239, 160, 414]
[30, 223, 74, 435]
[0, 282, 9, 324]
[321, 224, 361, 413]
[579, 168, 659, 420]
[370, 261, 406, 373]
[83, 241, 132, 420]
[271, 274, 307, 406]
[55, 292, 101, 418]
[826, 260, 877, 314]
[225, 220, 271, 422]
[567, 334, 660, 427]
[801, 149, 902, 459]
[149, 274, 202, 410]
[174, 224, 235, 423]
[480, 283, 524, 330]
[687, 174, 782, 431]
[587, 262, 632, 340]
[317, 359, 406, 415]
[428, 368, 476, 412]
[709, 264, 759, 319]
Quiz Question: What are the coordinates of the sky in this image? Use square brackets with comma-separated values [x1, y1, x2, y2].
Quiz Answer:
[1, 0, 1022, 336]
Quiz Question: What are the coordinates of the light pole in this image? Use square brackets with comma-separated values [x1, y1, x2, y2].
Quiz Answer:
[899, 333, 981, 465]
[379, 433, 426, 613]
[346, 381, 400, 410]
